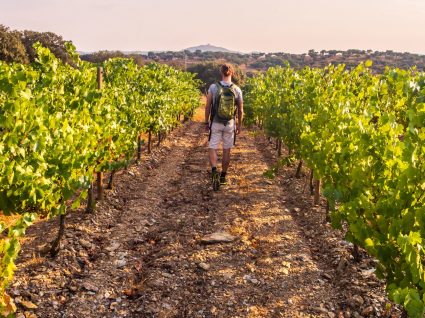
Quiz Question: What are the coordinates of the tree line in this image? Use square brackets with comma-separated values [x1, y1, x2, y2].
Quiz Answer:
[2, 24, 425, 90]
[0, 25, 72, 64]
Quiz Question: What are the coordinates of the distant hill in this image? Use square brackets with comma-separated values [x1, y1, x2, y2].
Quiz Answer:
[185, 44, 232, 53]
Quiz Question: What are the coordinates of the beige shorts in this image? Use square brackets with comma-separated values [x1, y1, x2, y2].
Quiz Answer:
[208, 120, 235, 149]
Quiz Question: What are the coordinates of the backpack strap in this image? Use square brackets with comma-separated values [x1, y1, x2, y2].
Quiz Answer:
[211, 82, 222, 121]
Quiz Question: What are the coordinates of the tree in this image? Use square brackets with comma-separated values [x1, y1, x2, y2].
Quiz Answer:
[21, 30, 71, 63]
[187, 62, 245, 94]
[81, 50, 126, 64]
[0, 25, 29, 64]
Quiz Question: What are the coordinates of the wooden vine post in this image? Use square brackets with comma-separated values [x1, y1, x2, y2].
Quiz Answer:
[87, 66, 104, 212]
[309, 169, 314, 195]
[277, 138, 282, 157]
[157, 131, 161, 146]
[295, 160, 303, 178]
[148, 130, 152, 154]
[96, 66, 104, 201]
[86, 181, 95, 213]
[137, 134, 143, 161]
[314, 178, 321, 205]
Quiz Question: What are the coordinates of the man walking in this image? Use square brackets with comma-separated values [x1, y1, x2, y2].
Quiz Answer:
[205, 63, 244, 190]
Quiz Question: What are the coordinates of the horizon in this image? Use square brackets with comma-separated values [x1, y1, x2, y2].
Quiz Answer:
[75, 44, 425, 56]
[1, 0, 424, 55]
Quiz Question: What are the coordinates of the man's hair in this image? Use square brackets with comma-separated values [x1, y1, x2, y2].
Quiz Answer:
[220, 63, 234, 77]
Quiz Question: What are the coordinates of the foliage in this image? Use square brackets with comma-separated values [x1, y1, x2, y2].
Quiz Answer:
[0, 43, 201, 315]
[21, 30, 72, 64]
[81, 51, 144, 66]
[187, 62, 245, 94]
[0, 25, 29, 64]
[245, 63, 425, 318]
[0, 25, 71, 65]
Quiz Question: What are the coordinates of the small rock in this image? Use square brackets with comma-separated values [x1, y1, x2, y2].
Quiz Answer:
[200, 232, 236, 244]
[79, 239, 92, 249]
[361, 268, 376, 277]
[20, 300, 38, 309]
[162, 303, 172, 310]
[314, 305, 328, 314]
[361, 306, 374, 315]
[106, 242, 121, 252]
[82, 282, 99, 292]
[293, 207, 301, 213]
[294, 254, 308, 261]
[69, 285, 78, 292]
[198, 262, 210, 271]
[337, 258, 348, 274]
[349, 295, 364, 308]
[322, 273, 332, 280]
[352, 311, 362, 318]
[115, 259, 127, 268]
[78, 250, 88, 258]
[243, 274, 259, 284]
[162, 272, 173, 278]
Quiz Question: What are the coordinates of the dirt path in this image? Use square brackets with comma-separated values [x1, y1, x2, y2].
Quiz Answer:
[10, 119, 400, 318]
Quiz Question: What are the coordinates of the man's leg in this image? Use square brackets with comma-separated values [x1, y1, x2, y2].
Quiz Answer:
[220, 148, 231, 184]
[222, 148, 231, 173]
[220, 121, 235, 184]
[208, 123, 221, 190]
[208, 122, 220, 172]
[209, 148, 220, 190]
[209, 148, 218, 169]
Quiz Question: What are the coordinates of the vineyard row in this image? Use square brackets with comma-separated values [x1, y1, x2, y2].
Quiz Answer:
[244, 63, 425, 318]
[0, 43, 201, 315]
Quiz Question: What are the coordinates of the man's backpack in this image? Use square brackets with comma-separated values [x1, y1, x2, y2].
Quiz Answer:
[212, 82, 238, 124]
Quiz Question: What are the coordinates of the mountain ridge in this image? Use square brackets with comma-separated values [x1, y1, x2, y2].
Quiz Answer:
[184, 44, 233, 53]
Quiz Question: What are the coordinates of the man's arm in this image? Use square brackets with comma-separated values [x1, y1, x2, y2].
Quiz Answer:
[236, 99, 244, 134]
[205, 91, 213, 126]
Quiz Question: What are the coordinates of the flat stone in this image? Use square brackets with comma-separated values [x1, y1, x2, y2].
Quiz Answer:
[361, 268, 376, 277]
[115, 259, 127, 268]
[106, 242, 120, 252]
[361, 306, 374, 315]
[349, 295, 364, 307]
[79, 239, 92, 249]
[197, 262, 210, 271]
[20, 300, 38, 309]
[82, 282, 99, 292]
[200, 232, 236, 244]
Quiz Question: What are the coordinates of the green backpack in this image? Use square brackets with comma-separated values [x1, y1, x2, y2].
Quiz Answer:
[213, 82, 238, 124]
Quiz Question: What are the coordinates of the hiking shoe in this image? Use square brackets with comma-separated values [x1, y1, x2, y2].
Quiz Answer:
[212, 171, 220, 191]
[220, 174, 228, 185]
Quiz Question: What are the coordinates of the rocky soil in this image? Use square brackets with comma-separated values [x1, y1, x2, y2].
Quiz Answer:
[9, 118, 402, 318]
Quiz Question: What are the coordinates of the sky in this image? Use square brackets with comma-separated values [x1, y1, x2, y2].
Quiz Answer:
[1, 0, 424, 54]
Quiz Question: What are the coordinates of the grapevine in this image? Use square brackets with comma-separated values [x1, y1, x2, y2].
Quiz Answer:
[245, 63, 425, 317]
[0, 43, 201, 315]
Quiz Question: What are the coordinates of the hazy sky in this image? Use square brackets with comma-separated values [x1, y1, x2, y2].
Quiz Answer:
[1, 0, 424, 54]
